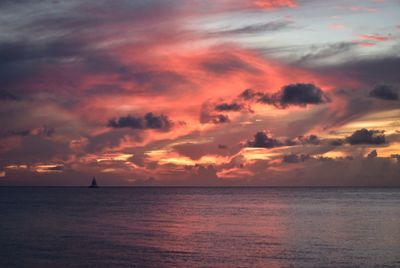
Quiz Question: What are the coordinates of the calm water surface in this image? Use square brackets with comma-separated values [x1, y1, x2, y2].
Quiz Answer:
[0, 187, 399, 268]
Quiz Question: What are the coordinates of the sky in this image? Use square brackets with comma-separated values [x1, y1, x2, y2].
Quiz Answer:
[0, 0, 399, 186]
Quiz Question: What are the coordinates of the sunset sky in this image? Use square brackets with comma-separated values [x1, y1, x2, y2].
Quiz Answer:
[0, 0, 399, 186]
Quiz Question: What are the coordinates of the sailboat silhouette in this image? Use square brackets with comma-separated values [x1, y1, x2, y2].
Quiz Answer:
[89, 176, 99, 188]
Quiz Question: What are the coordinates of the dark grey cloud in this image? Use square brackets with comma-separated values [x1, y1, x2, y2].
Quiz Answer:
[280, 135, 320, 147]
[3, 126, 55, 138]
[238, 83, 329, 108]
[212, 114, 230, 124]
[324, 89, 378, 129]
[6, 129, 31, 137]
[172, 141, 233, 161]
[330, 139, 345, 146]
[367, 149, 378, 159]
[0, 38, 91, 77]
[218, 144, 227, 149]
[124, 71, 190, 92]
[200, 102, 231, 124]
[247, 131, 282, 148]
[0, 37, 173, 98]
[314, 57, 400, 85]
[213, 20, 292, 36]
[0, 89, 19, 101]
[369, 84, 399, 100]
[0, 135, 70, 164]
[284, 138, 298, 146]
[283, 153, 311, 163]
[346, 128, 385, 145]
[298, 134, 320, 145]
[144, 112, 172, 129]
[0, 38, 129, 96]
[215, 102, 242, 111]
[108, 113, 172, 131]
[238, 88, 270, 103]
[391, 154, 400, 162]
[298, 42, 356, 63]
[239, 89, 263, 100]
[246, 132, 326, 149]
[85, 130, 142, 153]
[278, 83, 329, 107]
[201, 55, 261, 75]
[84, 84, 127, 96]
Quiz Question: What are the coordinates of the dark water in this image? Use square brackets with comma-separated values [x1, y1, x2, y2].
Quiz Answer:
[0, 187, 399, 268]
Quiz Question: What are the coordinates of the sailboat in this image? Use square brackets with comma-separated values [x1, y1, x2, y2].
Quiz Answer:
[89, 176, 99, 188]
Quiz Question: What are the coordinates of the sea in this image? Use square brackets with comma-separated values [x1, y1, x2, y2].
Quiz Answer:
[0, 187, 399, 268]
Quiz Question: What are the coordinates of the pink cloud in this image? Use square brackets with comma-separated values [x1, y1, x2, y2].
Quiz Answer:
[329, 23, 346, 30]
[341, 6, 377, 12]
[359, 34, 393, 42]
[357, 42, 376, 47]
[252, 0, 297, 9]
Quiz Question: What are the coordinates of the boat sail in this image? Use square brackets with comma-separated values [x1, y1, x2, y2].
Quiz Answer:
[89, 176, 99, 188]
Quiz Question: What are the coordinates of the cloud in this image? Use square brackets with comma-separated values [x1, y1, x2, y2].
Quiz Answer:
[0, 89, 19, 101]
[250, 0, 297, 9]
[144, 113, 172, 129]
[329, 23, 345, 30]
[391, 154, 400, 162]
[6, 129, 31, 137]
[283, 153, 311, 163]
[172, 143, 213, 160]
[247, 131, 283, 148]
[298, 134, 320, 145]
[200, 102, 231, 124]
[278, 83, 329, 107]
[4, 126, 55, 138]
[238, 83, 329, 109]
[313, 57, 400, 85]
[367, 149, 378, 158]
[201, 54, 261, 75]
[359, 34, 393, 42]
[215, 102, 243, 111]
[277, 134, 321, 147]
[200, 112, 230, 124]
[85, 130, 142, 153]
[1, 135, 70, 164]
[186, 165, 220, 186]
[346, 128, 385, 145]
[239, 89, 264, 100]
[0, 38, 92, 89]
[298, 42, 356, 63]
[341, 6, 377, 13]
[369, 84, 399, 100]
[212, 114, 230, 124]
[330, 139, 345, 146]
[34, 163, 64, 173]
[108, 113, 172, 131]
[212, 20, 292, 36]
[0, 0, 399, 187]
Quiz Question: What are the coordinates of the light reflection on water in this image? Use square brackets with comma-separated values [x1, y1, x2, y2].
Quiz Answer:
[0, 187, 399, 267]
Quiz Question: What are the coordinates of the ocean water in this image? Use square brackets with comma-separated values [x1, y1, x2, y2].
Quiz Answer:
[0, 187, 399, 268]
